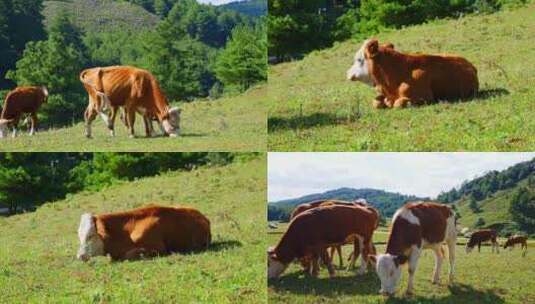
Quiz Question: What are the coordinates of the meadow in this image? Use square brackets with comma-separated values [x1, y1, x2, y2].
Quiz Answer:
[268, 3, 535, 151]
[0, 86, 266, 152]
[0, 157, 266, 303]
[268, 223, 535, 304]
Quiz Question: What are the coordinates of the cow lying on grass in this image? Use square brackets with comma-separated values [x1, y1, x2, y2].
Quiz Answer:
[466, 229, 499, 254]
[268, 204, 378, 279]
[80, 66, 181, 138]
[0, 86, 48, 138]
[77, 205, 211, 261]
[347, 39, 479, 109]
[369, 202, 457, 296]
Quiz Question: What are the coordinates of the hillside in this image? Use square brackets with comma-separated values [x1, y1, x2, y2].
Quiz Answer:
[0, 86, 267, 152]
[43, 0, 160, 33]
[221, 0, 267, 17]
[268, 4, 535, 151]
[268, 187, 426, 221]
[0, 156, 266, 303]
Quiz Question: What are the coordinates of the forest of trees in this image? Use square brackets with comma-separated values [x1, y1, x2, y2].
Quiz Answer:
[1, 0, 267, 127]
[437, 158, 535, 204]
[0, 152, 246, 215]
[268, 0, 529, 60]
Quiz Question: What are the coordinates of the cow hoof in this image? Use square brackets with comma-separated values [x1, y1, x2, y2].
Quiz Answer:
[372, 99, 387, 109]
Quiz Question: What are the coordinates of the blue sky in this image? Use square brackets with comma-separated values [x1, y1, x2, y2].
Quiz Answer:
[197, 0, 236, 5]
[268, 153, 535, 202]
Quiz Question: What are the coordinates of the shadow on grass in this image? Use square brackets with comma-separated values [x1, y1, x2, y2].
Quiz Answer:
[269, 271, 380, 296]
[475, 88, 510, 101]
[207, 240, 242, 252]
[268, 113, 343, 132]
[383, 283, 506, 304]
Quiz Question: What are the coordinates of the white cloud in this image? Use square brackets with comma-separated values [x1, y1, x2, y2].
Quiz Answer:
[197, 0, 236, 5]
[268, 153, 535, 202]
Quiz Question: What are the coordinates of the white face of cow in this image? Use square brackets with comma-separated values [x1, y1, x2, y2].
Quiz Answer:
[267, 247, 288, 279]
[375, 254, 402, 296]
[465, 244, 474, 253]
[346, 39, 374, 86]
[0, 119, 10, 138]
[162, 107, 181, 137]
[77, 213, 104, 261]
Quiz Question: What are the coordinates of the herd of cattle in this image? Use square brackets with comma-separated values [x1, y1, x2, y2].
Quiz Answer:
[0, 66, 181, 139]
[77, 205, 211, 261]
[268, 200, 528, 296]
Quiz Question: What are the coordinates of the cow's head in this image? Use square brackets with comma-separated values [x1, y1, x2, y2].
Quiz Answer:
[77, 213, 104, 261]
[162, 107, 181, 137]
[465, 236, 477, 253]
[369, 254, 406, 296]
[347, 39, 394, 85]
[267, 247, 288, 279]
[0, 119, 14, 138]
[41, 86, 49, 102]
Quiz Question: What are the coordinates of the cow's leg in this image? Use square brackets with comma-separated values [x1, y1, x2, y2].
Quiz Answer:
[29, 113, 37, 136]
[348, 240, 360, 270]
[143, 115, 155, 138]
[107, 107, 118, 137]
[126, 107, 136, 138]
[358, 237, 370, 275]
[321, 249, 335, 278]
[406, 246, 421, 296]
[447, 239, 456, 283]
[311, 253, 320, 277]
[431, 244, 444, 284]
[393, 97, 411, 108]
[372, 95, 388, 109]
[478, 242, 481, 253]
[495, 240, 500, 254]
[84, 106, 97, 138]
[336, 246, 343, 268]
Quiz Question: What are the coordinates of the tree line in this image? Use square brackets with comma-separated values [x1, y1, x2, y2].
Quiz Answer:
[268, 0, 529, 60]
[1, 0, 267, 127]
[0, 152, 253, 215]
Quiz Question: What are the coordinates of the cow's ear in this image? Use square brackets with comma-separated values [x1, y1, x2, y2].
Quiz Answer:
[383, 43, 395, 50]
[394, 255, 407, 267]
[366, 39, 380, 58]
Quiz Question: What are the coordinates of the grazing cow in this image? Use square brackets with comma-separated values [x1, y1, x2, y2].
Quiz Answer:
[268, 204, 378, 279]
[466, 229, 499, 253]
[80, 66, 181, 138]
[77, 205, 211, 261]
[0, 86, 48, 138]
[369, 202, 456, 296]
[503, 235, 528, 256]
[347, 39, 478, 109]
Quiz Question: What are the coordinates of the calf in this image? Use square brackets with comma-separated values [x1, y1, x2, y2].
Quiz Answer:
[268, 204, 377, 279]
[369, 202, 456, 296]
[503, 235, 527, 257]
[347, 39, 478, 109]
[77, 205, 211, 261]
[0, 86, 48, 138]
[466, 229, 499, 253]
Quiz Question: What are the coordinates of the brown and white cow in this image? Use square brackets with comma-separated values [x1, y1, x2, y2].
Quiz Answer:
[0, 86, 48, 138]
[369, 202, 456, 296]
[503, 235, 528, 256]
[347, 39, 478, 109]
[77, 205, 211, 261]
[268, 204, 378, 279]
[80, 66, 181, 138]
[466, 229, 499, 254]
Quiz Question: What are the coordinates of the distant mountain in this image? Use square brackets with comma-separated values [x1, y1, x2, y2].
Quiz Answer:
[43, 0, 160, 33]
[220, 0, 266, 17]
[268, 187, 427, 222]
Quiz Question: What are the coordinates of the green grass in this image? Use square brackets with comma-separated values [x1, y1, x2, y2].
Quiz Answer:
[268, 224, 535, 303]
[0, 157, 266, 303]
[0, 87, 267, 152]
[268, 4, 535, 151]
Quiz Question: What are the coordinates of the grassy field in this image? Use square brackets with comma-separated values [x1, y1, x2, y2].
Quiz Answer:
[268, 224, 535, 303]
[268, 4, 535, 151]
[0, 86, 267, 152]
[0, 157, 266, 303]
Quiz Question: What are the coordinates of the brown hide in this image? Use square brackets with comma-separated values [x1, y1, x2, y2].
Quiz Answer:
[1, 86, 47, 125]
[504, 235, 528, 250]
[386, 202, 452, 260]
[467, 229, 498, 249]
[94, 205, 211, 260]
[364, 39, 478, 108]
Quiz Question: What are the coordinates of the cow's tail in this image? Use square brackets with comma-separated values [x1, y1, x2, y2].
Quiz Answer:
[81, 68, 111, 113]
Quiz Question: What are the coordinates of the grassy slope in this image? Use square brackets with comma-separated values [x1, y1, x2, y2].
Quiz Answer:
[268, 224, 535, 304]
[0, 157, 266, 303]
[268, 4, 535, 151]
[456, 179, 530, 229]
[43, 0, 160, 32]
[0, 86, 267, 152]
